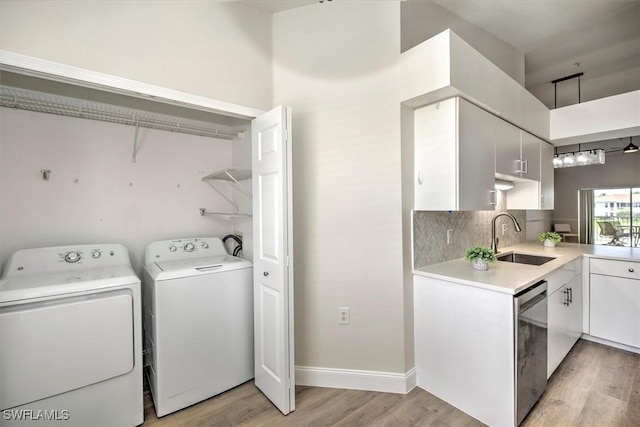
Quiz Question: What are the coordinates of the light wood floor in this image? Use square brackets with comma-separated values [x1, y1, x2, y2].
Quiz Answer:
[143, 339, 639, 426]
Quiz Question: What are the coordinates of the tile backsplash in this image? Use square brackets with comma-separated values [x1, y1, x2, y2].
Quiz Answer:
[413, 192, 527, 268]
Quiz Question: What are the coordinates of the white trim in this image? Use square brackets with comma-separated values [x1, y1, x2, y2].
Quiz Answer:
[0, 50, 265, 120]
[580, 334, 640, 355]
[295, 366, 416, 394]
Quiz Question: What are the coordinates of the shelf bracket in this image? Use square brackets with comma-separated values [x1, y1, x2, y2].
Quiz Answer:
[132, 118, 140, 163]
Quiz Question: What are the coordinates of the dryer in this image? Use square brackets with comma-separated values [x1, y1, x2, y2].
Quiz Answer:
[142, 237, 253, 417]
[0, 244, 143, 426]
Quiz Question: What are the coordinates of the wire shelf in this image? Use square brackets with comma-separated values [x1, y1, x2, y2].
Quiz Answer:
[0, 86, 240, 140]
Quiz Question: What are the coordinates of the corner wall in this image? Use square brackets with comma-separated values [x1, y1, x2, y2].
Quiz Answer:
[400, 1, 525, 85]
[272, 2, 408, 380]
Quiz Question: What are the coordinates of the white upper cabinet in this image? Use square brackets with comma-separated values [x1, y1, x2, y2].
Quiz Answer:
[506, 133, 554, 210]
[540, 141, 555, 210]
[414, 97, 496, 211]
[494, 119, 522, 178]
[495, 126, 541, 182]
[520, 131, 541, 182]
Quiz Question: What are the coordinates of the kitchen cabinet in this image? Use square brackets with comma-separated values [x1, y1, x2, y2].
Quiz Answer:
[414, 274, 515, 426]
[494, 118, 522, 177]
[546, 257, 582, 377]
[506, 134, 554, 210]
[495, 127, 540, 182]
[414, 97, 496, 211]
[589, 258, 640, 348]
[547, 275, 582, 377]
[539, 141, 554, 209]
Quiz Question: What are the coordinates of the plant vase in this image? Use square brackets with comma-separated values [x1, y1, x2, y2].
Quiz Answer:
[471, 258, 489, 271]
[544, 239, 556, 248]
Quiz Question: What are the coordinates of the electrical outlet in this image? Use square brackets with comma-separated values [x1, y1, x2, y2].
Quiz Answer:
[338, 307, 350, 325]
[446, 229, 453, 245]
[502, 223, 508, 236]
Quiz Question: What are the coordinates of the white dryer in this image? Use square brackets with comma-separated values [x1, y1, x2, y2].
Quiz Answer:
[142, 237, 253, 417]
[0, 244, 143, 427]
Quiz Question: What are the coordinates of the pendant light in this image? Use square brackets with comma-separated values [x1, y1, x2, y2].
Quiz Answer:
[623, 137, 638, 154]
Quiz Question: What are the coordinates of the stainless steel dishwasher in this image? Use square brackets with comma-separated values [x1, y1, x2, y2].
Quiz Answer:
[514, 280, 548, 425]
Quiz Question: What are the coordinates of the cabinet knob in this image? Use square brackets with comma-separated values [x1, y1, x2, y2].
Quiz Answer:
[629, 268, 635, 273]
[263, 271, 269, 277]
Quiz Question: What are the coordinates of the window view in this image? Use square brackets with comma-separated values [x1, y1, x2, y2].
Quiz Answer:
[593, 187, 640, 247]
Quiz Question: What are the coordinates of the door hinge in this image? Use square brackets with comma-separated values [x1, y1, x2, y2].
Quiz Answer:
[286, 256, 290, 267]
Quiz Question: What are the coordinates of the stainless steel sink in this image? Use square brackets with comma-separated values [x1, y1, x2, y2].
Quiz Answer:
[496, 252, 556, 266]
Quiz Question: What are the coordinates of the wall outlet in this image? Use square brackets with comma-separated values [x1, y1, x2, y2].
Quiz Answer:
[338, 307, 350, 325]
[446, 229, 453, 245]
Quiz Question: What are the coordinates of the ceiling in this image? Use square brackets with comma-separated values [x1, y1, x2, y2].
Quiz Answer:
[242, 0, 640, 109]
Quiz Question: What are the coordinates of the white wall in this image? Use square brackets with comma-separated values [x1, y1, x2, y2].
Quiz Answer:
[0, 1, 273, 111]
[0, 108, 235, 273]
[273, 3, 408, 374]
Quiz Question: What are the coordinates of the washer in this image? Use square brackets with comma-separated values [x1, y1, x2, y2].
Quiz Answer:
[142, 237, 253, 417]
[0, 244, 143, 426]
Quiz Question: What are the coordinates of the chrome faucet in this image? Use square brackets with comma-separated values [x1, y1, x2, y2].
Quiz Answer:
[491, 212, 522, 254]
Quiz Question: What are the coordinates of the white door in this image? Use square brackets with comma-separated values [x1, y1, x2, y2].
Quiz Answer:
[251, 105, 295, 415]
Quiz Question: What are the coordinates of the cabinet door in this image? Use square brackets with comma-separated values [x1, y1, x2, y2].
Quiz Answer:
[458, 98, 496, 210]
[494, 117, 521, 177]
[547, 284, 570, 377]
[566, 275, 583, 346]
[540, 141, 554, 210]
[521, 131, 541, 181]
[547, 275, 583, 378]
[414, 98, 458, 210]
[590, 274, 640, 347]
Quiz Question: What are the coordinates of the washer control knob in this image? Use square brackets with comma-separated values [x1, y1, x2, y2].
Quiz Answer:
[184, 243, 195, 252]
[91, 250, 102, 259]
[201, 242, 209, 249]
[169, 245, 177, 252]
[64, 251, 81, 263]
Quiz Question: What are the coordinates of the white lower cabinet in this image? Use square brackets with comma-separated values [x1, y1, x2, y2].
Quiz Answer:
[589, 258, 640, 348]
[547, 274, 582, 378]
[414, 275, 515, 427]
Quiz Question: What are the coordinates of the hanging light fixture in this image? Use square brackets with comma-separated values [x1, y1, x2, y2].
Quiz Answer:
[553, 144, 605, 168]
[623, 137, 638, 154]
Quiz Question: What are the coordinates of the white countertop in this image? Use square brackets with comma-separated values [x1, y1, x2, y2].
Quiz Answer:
[414, 242, 640, 295]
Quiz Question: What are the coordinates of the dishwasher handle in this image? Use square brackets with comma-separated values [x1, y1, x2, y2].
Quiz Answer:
[515, 280, 547, 311]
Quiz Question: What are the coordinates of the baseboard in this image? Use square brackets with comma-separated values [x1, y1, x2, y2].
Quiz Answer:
[580, 334, 640, 354]
[295, 365, 416, 394]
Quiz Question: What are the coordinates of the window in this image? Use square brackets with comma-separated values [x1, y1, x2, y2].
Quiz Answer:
[592, 187, 639, 247]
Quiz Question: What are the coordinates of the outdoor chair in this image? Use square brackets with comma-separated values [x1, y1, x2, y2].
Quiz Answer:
[597, 221, 630, 245]
[553, 223, 579, 242]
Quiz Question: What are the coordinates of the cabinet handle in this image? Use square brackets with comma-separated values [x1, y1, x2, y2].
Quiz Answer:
[417, 171, 423, 186]
[568, 287, 573, 304]
[489, 190, 496, 206]
[563, 289, 570, 306]
[541, 194, 545, 208]
[629, 268, 635, 273]
[522, 159, 528, 174]
[515, 159, 522, 174]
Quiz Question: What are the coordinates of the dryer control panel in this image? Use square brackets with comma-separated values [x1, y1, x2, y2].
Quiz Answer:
[2, 244, 132, 276]
[144, 237, 227, 265]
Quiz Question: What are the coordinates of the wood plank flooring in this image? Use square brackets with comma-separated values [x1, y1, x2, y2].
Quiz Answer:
[143, 339, 639, 426]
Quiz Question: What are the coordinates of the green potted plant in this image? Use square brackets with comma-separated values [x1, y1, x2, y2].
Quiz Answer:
[538, 231, 562, 247]
[464, 246, 497, 271]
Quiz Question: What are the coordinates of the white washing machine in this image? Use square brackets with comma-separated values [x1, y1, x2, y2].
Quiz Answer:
[0, 244, 143, 426]
[142, 237, 253, 417]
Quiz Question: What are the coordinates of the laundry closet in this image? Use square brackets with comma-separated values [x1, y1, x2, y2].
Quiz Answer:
[0, 52, 295, 422]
